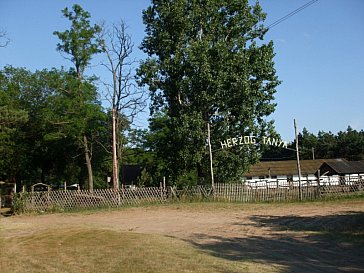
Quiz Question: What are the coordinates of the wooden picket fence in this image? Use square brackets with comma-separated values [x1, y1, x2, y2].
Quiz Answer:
[214, 183, 315, 202]
[19, 187, 166, 213]
[169, 185, 212, 201]
[13, 178, 364, 213]
[214, 178, 364, 202]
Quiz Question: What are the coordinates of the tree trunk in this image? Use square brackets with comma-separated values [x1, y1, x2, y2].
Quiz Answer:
[83, 135, 93, 192]
[112, 108, 119, 191]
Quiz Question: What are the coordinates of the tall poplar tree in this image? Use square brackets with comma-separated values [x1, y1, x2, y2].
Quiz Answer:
[54, 4, 101, 191]
[138, 0, 281, 183]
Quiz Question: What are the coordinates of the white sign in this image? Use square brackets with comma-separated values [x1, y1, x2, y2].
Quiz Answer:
[220, 135, 288, 149]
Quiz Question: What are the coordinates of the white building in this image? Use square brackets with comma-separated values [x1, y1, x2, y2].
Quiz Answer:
[242, 158, 350, 188]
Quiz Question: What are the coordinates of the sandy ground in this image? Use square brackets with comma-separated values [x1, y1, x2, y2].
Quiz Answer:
[1, 200, 364, 273]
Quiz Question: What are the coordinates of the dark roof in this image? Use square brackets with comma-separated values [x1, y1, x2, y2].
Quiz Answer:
[121, 165, 142, 184]
[244, 159, 347, 177]
[319, 161, 364, 175]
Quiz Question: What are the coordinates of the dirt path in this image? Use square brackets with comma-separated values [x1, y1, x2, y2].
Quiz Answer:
[1, 200, 364, 272]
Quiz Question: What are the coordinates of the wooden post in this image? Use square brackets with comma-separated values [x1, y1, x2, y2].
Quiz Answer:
[160, 181, 163, 199]
[162, 176, 166, 200]
[207, 123, 215, 190]
[294, 119, 303, 201]
[317, 169, 321, 198]
[112, 108, 119, 191]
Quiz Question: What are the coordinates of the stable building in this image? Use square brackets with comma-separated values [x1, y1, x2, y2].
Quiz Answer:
[242, 158, 349, 188]
[316, 160, 364, 184]
[317, 160, 364, 176]
[243, 158, 346, 181]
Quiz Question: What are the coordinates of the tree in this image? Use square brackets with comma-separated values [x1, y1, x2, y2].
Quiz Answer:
[297, 127, 318, 160]
[283, 127, 364, 161]
[313, 131, 336, 159]
[138, 0, 280, 183]
[0, 67, 75, 186]
[0, 69, 28, 182]
[0, 66, 57, 186]
[335, 127, 364, 161]
[43, 69, 108, 186]
[0, 29, 10, 47]
[54, 4, 102, 191]
[0, 66, 109, 189]
[53, 5, 101, 79]
[98, 21, 146, 190]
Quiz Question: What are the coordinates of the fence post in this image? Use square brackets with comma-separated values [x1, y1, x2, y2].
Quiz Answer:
[294, 119, 303, 201]
[163, 177, 167, 201]
[160, 181, 163, 201]
[207, 123, 215, 191]
[317, 169, 321, 198]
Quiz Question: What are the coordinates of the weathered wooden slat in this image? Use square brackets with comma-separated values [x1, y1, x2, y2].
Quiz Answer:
[17, 178, 364, 213]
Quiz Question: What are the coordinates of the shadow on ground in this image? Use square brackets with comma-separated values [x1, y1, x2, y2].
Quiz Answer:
[188, 212, 364, 273]
[249, 211, 364, 236]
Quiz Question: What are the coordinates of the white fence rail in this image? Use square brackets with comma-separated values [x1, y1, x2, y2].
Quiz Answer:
[244, 176, 364, 188]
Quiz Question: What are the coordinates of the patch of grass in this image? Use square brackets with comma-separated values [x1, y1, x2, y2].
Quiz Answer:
[0, 228, 282, 273]
[319, 191, 364, 201]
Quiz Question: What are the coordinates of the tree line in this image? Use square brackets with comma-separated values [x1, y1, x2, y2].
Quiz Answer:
[1, 1, 362, 190]
[0, 5, 143, 190]
[262, 127, 364, 161]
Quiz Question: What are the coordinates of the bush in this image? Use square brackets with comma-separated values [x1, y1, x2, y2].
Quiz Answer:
[12, 192, 29, 214]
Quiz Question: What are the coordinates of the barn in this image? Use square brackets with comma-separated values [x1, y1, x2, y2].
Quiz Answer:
[316, 160, 364, 185]
[242, 158, 349, 188]
[244, 158, 345, 180]
[317, 160, 364, 176]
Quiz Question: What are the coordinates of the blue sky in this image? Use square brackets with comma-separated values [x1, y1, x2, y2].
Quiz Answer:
[0, 0, 363, 141]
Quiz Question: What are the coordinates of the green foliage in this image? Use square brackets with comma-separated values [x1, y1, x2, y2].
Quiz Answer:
[335, 127, 364, 160]
[0, 5, 137, 191]
[0, 66, 109, 189]
[175, 170, 199, 188]
[11, 192, 28, 214]
[122, 122, 166, 186]
[0, 105, 28, 177]
[137, 168, 153, 187]
[138, 0, 281, 183]
[53, 4, 106, 191]
[262, 126, 364, 161]
[297, 127, 364, 160]
[53, 4, 101, 78]
[297, 128, 319, 159]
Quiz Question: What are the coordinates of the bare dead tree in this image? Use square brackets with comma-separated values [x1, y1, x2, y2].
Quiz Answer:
[0, 30, 10, 48]
[98, 21, 146, 190]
